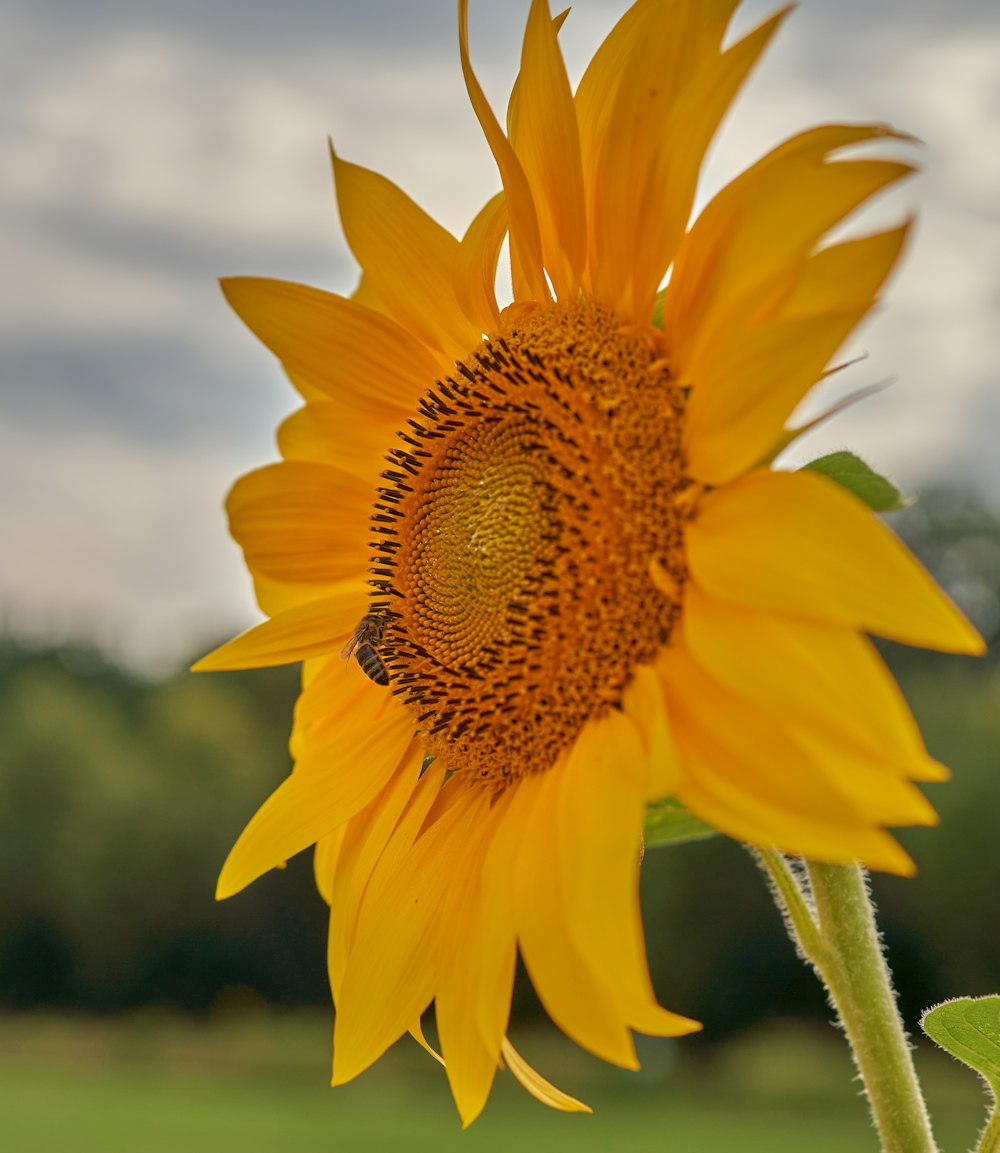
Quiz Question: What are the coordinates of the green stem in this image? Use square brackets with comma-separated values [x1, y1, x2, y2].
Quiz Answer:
[759, 852, 938, 1153]
[754, 847, 827, 964]
[977, 1104, 1000, 1153]
[807, 862, 937, 1153]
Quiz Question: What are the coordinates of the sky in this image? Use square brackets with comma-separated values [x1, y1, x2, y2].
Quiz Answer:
[3, 0, 999, 674]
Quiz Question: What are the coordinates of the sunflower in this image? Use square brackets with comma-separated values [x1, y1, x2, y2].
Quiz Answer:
[196, 0, 983, 1125]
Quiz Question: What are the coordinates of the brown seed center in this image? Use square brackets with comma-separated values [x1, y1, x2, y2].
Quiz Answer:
[369, 300, 692, 786]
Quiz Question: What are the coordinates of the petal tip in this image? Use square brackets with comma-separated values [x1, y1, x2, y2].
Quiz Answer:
[219, 275, 254, 311]
[874, 840, 917, 878]
[215, 872, 238, 902]
[189, 637, 259, 673]
[674, 1015, 704, 1038]
[190, 645, 233, 674]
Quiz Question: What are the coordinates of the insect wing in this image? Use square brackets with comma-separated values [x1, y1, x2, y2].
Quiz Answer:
[340, 622, 366, 661]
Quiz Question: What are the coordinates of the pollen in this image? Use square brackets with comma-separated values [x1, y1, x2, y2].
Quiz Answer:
[369, 300, 693, 785]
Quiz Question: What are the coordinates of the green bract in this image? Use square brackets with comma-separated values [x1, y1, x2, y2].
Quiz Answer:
[643, 797, 718, 848]
[804, 450, 910, 513]
[921, 996, 1000, 1097]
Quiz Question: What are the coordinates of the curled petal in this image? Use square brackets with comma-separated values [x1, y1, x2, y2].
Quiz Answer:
[331, 149, 480, 360]
[458, 0, 549, 302]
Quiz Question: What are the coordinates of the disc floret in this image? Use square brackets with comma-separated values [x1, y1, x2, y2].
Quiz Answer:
[370, 300, 693, 784]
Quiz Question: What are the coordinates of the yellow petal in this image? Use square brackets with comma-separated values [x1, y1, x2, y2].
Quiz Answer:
[683, 223, 911, 481]
[349, 271, 388, 315]
[330, 149, 479, 361]
[687, 469, 985, 653]
[505, 8, 570, 147]
[292, 675, 407, 782]
[221, 277, 445, 404]
[683, 309, 867, 484]
[558, 712, 646, 982]
[664, 123, 915, 369]
[556, 712, 701, 1038]
[327, 742, 429, 1000]
[458, 0, 549, 303]
[294, 650, 401, 754]
[658, 644, 918, 874]
[577, 0, 739, 317]
[633, 9, 789, 323]
[277, 399, 402, 480]
[514, 0, 586, 299]
[225, 461, 371, 585]
[435, 794, 513, 1127]
[329, 758, 446, 1001]
[777, 222, 911, 323]
[248, 570, 345, 619]
[792, 725, 939, 829]
[409, 1018, 445, 1066]
[621, 663, 682, 799]
[513, 766, 639, 1068]
[682, 583, 944, 781]
[288, 657, 340, 753]
[574, 0, 650, 168]
[283, 365, 329, 405]
[500, 1038, 591, 1114]
[475, 787, 524, 1055]
[216, 691, 413, 899]
[313, 824, 346, 907]
[192, 584, 365, 671]
[574, 0, 646, 298]
[332, 786, 478, 1086]
[454, 191, 507, 334]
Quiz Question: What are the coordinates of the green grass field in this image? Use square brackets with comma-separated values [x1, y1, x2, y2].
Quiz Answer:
[0, 1012, 986, 1152]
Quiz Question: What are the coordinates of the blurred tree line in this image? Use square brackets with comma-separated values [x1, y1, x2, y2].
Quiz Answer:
[0, 486, 997, 1040]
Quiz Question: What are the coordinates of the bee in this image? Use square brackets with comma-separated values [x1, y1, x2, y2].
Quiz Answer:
[341, 614, 390, 686]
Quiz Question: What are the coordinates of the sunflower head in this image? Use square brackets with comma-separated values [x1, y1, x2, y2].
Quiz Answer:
[376, 298, 691, 786]
[197, 0, 983, 1126]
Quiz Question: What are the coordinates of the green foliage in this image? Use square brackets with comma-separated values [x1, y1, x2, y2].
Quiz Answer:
[643, 798, 717, 848]
[1, 484, 999, 1038]
[921, 997, 1000, 1097]
[803, 450, 909, 512]
[0, 642, 326, 1011]
[2, 1015, 981, 1153]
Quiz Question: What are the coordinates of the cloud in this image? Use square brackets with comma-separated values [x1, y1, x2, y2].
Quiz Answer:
[3, 0, 999, 670]
[0, 417, 260, 674]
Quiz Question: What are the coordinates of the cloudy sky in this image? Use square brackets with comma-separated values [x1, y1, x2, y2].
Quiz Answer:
[3, 0, 998, 673]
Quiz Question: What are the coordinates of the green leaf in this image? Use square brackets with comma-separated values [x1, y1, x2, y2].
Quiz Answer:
[803, 450, 910, 513]
[643, 797, 718, 849]
[921, 996, 1000, 1097]
[651, 288, 666, 330]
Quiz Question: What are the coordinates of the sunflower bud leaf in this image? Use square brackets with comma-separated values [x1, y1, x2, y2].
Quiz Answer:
[803, 450, 911, 512]
[920, 996, 1000, 1097]
[643, 797, 718, 848]
[802, 447, 913, 511]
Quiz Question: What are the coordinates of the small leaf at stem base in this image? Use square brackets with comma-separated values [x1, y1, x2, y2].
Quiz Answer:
[921, 995, 1000, 1098]
[803, 450, 910, 512]
[643, 797, 718, 848]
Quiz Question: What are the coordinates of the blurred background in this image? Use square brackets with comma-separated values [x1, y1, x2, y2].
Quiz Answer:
[1, 0, 998, 1149]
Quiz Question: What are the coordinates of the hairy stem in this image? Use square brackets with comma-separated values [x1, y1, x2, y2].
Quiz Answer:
[977, 1103, 1000, 1153]
[758, 852, 938, 1153]
[754, 847, 826, 964]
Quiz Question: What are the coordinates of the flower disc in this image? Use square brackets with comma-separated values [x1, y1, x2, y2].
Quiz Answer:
[374, 300, 690, 783]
